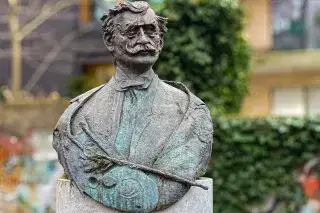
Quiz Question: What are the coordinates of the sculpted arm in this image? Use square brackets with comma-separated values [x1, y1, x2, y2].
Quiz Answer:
[152, 104, 213, 210]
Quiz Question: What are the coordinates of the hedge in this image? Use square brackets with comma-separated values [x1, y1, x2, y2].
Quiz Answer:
[206, 116, 320, 213]
[155, 0, 250, 115]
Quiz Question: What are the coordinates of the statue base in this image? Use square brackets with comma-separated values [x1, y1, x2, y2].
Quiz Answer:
[56, 178, 213, 213]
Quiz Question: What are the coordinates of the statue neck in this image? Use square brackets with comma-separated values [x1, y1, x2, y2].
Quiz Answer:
[116, 63, 153, 79]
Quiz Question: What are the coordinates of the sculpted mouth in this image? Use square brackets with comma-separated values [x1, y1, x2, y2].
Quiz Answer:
[129, 49, 156, 56]
[136, 50, 153, 55]
[126, 44, 157, 55]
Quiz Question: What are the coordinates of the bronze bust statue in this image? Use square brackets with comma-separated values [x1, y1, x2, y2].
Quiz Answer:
[53, 1, 213, 212]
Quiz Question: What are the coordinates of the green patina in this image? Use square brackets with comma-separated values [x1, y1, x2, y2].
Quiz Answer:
[84, 166, 159, 213]
[115, 89, 149, 157]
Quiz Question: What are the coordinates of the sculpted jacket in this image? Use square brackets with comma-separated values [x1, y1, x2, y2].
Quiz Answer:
[53, 72, 213, 212]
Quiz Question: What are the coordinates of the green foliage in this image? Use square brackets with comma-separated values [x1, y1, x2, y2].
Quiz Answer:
[207, 116, 320, 213]
[0, 85, 5, 102]
[155, 0, 250, 115]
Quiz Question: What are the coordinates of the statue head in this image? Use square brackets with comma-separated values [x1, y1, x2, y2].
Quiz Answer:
[102, 1, 167, 73]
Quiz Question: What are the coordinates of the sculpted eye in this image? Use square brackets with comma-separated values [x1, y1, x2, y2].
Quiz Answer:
[124, 26, 139, 38]
[126, 32, 136, 38]
[148, 33, 157, 38]
[144, 25, 158, 38]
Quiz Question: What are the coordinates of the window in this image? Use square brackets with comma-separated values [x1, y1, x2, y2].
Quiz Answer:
[272, 0, 306, 49]
[93, 0, 163, 21]
[93, 0, 125, 21]
[20, 0, 31, 6]
[272, 87, 305, 116]
[79, 0, 122, 24]
[80, 0, 164, 24]
[272, 87, 320, 116]
[308, 87, 320, 115]
[272, 0, 320, 49]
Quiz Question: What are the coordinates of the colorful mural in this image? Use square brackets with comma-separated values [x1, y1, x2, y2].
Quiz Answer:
[0, 129, 63, 213]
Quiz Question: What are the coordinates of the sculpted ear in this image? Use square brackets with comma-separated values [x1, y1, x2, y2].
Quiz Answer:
[103, 33, 114, 52]
[159, 37, 164, 49]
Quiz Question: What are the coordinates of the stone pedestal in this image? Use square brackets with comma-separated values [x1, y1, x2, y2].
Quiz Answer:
[56, 178, 213, 213]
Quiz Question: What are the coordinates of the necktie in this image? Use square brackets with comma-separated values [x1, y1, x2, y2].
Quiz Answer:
[115, 78, 151, 91]
[115, 89, 140, 156]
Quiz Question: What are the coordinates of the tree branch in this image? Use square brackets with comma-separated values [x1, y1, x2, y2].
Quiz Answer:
[20, 0, 79, 40]
[23, 54, 40, 69]
[24, 24, 95, 91]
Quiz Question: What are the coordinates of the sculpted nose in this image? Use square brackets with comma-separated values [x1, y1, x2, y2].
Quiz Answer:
[137, 27, 149, 44]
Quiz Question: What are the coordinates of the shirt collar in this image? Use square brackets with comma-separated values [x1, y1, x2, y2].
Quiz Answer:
[113, 67, 155, 91]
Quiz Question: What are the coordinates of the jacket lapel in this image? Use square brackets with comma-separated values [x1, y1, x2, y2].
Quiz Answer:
[80, 79, 121, 158]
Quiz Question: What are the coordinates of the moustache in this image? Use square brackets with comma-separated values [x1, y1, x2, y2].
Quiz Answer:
[126, 43, 158, 55]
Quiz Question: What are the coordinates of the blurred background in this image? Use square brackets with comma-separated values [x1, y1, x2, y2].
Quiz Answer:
[0, 0, 320, 212]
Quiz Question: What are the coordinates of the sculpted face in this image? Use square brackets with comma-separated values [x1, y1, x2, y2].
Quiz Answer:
[109, 9, 163, 71]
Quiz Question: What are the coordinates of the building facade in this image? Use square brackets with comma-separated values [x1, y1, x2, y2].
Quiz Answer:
[0, 0, 164, 96]
[241, 0, 320, 117]
[0, 0, 124, 96]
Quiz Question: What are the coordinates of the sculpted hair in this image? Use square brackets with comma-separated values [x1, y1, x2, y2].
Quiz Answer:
[101, 1, 167, 44]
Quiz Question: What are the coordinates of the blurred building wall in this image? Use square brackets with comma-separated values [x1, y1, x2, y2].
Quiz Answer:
[242, 0, 272, 51]
[241, 0, 320, 117]
[241, 70, 320, 116]
[0, 1, 113, 96]
[0, 102, 67, 135]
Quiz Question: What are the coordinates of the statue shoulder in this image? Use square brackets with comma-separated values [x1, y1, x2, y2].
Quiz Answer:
[160, 80, 211, 118]
[69, 84, 105, 104]
[162, 80, 212, 140]
[161, 80, 207, 107]
[159, 80, 191, 113]
[161, 80, 189, 101]
[189, 94, 213, 145]
[54, 84, 106, 131]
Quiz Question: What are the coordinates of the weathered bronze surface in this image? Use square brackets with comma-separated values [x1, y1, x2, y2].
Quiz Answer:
[53, 2, 213, 212]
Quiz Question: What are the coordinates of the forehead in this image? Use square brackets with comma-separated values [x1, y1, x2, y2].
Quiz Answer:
[119, 9, 157, 28]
